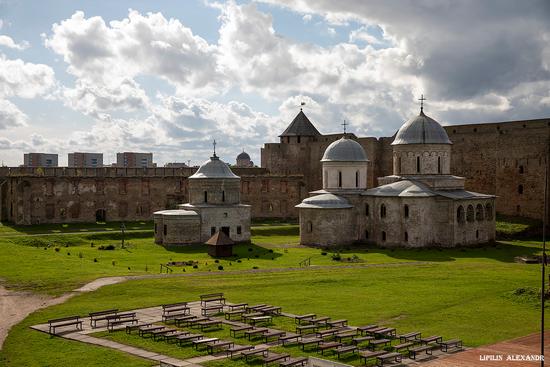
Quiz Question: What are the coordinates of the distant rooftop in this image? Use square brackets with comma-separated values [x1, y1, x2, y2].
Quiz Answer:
[279, 110, 321, 137]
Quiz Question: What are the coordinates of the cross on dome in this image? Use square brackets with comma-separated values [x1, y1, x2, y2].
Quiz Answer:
[418, 94, 427, 113]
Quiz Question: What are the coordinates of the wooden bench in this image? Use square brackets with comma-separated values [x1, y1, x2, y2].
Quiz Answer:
[48, 316, 83, 335]
[193, 337, 219, 350]
[200, 293, 225, 306]
[162, 331, 189, 342]
[376, 352, 402, 366]
[335, 345, 357, 359]
[365, 326, 387, 335]
[242, 347, 270, 361]
[247, 304, 268, 312]
[296, 324, 318, 334]
[138, 324, 165, 337]
[262, 352, 290, 367]
[356, 324, 378, 335]
[295, 314, 316, 324]
[260, 306, 282, 315]
[392, 342, 413, 352]
[440, 339, 463, 352]
[298, 337, 322, 350]
[327, 319, 347, 328]
[368, 338, 391, 350]
[352, 335, 374, 345]
[316, 327, 348, 339]
[245, 327, 269, 340]
[226, 344, 254, 358]
[359, 350, 387, 364]
[242, 312, 264, 321]
[318, 341, 341, 355]
[207, 340, 234, 354]
[187, 317, 209, 327]
[373, 327, 396, 338]
[126, 322, 152, 334]
[162, 302, 190, 322]
[230, 325, 254, 337]
[250, 315, 272, 325]
[263, 330, 286, 343]
[399, 331, 421, 342]
[279, 357, 308, 367]
[175, 315, 197, 326]
[279, 333, 301, 346]
[308, 316, 330, 326]
[89, 309, 118, 328]
[225, 309, 245, 320]
[226, 302, 248, 311]
[409, 345, 433, 360]
[198, 319, 223, 331]
[151, 328, 177, 341]
[421, 335, 443, 345]
[107, 312, 137, 332]
[177, 333, 203, 345]
[202, 304, 224, 316]
[335, 331, 357, 343]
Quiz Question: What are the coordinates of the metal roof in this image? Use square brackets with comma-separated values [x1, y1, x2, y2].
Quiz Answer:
[153, 209, 199, 216]
[321, 136, 369, 162]
[189, 155, 239, 179]
[296, 193, 353, 209]
[392, 111, 452, 145]
[279, 110, 321, 137]
[237, 151, 250, 160]
[363, 179, 495, 199]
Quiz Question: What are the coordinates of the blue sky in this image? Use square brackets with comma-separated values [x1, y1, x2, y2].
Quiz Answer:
[0, 0, 549, 166]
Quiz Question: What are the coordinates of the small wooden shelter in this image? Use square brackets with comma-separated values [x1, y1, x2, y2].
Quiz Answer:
[205, 231, 234, 257]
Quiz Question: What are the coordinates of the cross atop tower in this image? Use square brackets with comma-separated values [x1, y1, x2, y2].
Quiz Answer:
[418, 94, 427, 113]
[342, 120, 348, 135]
[212, 139, 217, 157]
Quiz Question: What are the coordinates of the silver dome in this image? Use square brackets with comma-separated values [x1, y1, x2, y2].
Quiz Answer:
[237, 151, 250, 160]
[392, 111, 452, 145]
[296, 193, 353, 209]
[321, 137, 368, 162]
[189, 155, 239, 179]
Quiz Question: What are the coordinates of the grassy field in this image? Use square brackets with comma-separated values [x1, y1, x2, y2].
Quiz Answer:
[0, 218, 548, 366]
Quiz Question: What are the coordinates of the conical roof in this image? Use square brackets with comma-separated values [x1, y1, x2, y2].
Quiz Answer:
[279, 110, 321, 137]
[205, 231, 235, 246]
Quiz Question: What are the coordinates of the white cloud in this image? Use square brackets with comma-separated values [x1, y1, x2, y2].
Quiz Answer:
[0, 35, 29, 50]
[349, 26, 383, 45]
[0, 54, 55, 98]
[0, 99, 27, 129]
[302, 14, 312, 23]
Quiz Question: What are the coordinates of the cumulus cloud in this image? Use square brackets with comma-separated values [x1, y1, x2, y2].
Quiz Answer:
[0, 99, 27, 129]
[0, 35, 29, 50]
[0, 54, 55, 98]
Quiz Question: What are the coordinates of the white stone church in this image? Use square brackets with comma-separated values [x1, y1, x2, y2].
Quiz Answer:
[296, 107, 496, 247]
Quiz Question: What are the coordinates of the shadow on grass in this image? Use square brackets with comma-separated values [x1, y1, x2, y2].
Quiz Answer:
[321, 241, 541, 263]
[0, 221, 153, 235]
[164, 242, 283, 261]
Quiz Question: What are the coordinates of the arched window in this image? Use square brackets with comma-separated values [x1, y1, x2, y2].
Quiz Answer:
[307, 221, 313, 233]
[382, 231, 386, 241]
[438, 156, 441, 174]
[204, 191, 208, 203]
[416, 156, 420, 173]
[398, 156, 402, 173]
[485, 203, 493, 220]
[518, 185, 523, 194]
[365, 230, 369, 239]
[476, 204, 484, 221]
[404, 231, 408, 242]
[355, 171, 359, 188]
[476, 230, 479, 239]
[457, 205, 465, 223]
[365, 203, 370, 217]
[467, 205, 474, 222]
[380, 204, 387, 218]
[404, 204, 409, 218]
[163, 224, 167, 236]
[222, 190, 225, 202]
[519, 165, 524, 174]
[338, 171, 342, 188]
[297, 136, 301, 143]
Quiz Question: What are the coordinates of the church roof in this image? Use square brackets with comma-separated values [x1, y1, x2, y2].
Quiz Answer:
[392, 110, 452, 145]
[205, 231, 235, 246]
[153, 209, 199, 216]
[296, 193, 353, 209]
[237, 151, 250, 160]
[189, 155, 239, 179]
[321, 136, 369, 162]
[363, 179, 495, 199]
[279, 110, 321, 137]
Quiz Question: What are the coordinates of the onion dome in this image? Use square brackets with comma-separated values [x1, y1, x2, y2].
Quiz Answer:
[296, 193, 353, 209]
[321, 136, 368, 162]
[392, 111, 452, 145]
[189, 155, 239, 179]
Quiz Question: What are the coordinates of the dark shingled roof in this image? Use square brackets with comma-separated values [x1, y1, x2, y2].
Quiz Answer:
[279, 110, 321, 137]
[205, 231, 235, 246]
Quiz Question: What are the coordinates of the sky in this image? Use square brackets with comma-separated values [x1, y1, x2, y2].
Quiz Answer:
[0, 0, 550, 167]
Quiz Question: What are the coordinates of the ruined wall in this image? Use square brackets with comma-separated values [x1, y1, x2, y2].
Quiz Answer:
[1, 167, 306, 224]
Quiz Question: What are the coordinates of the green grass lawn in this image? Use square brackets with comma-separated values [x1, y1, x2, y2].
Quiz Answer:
[0, 220, 549, 366]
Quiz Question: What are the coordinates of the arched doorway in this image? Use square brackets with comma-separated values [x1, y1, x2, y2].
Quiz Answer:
[95, 209, 106, 222]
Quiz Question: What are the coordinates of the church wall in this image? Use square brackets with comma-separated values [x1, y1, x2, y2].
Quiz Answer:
[197, 206, 251, 242]
[158, 216, 201, 245]
[322, 162, 368, 190]
[392, 144, 451, 175]
[188, 178, 240, 205]
[298, 208, 356, 246]
[452, 199, 496, 246]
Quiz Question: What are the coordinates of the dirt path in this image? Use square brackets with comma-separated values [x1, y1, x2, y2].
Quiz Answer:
[0, 260, 430, 349]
